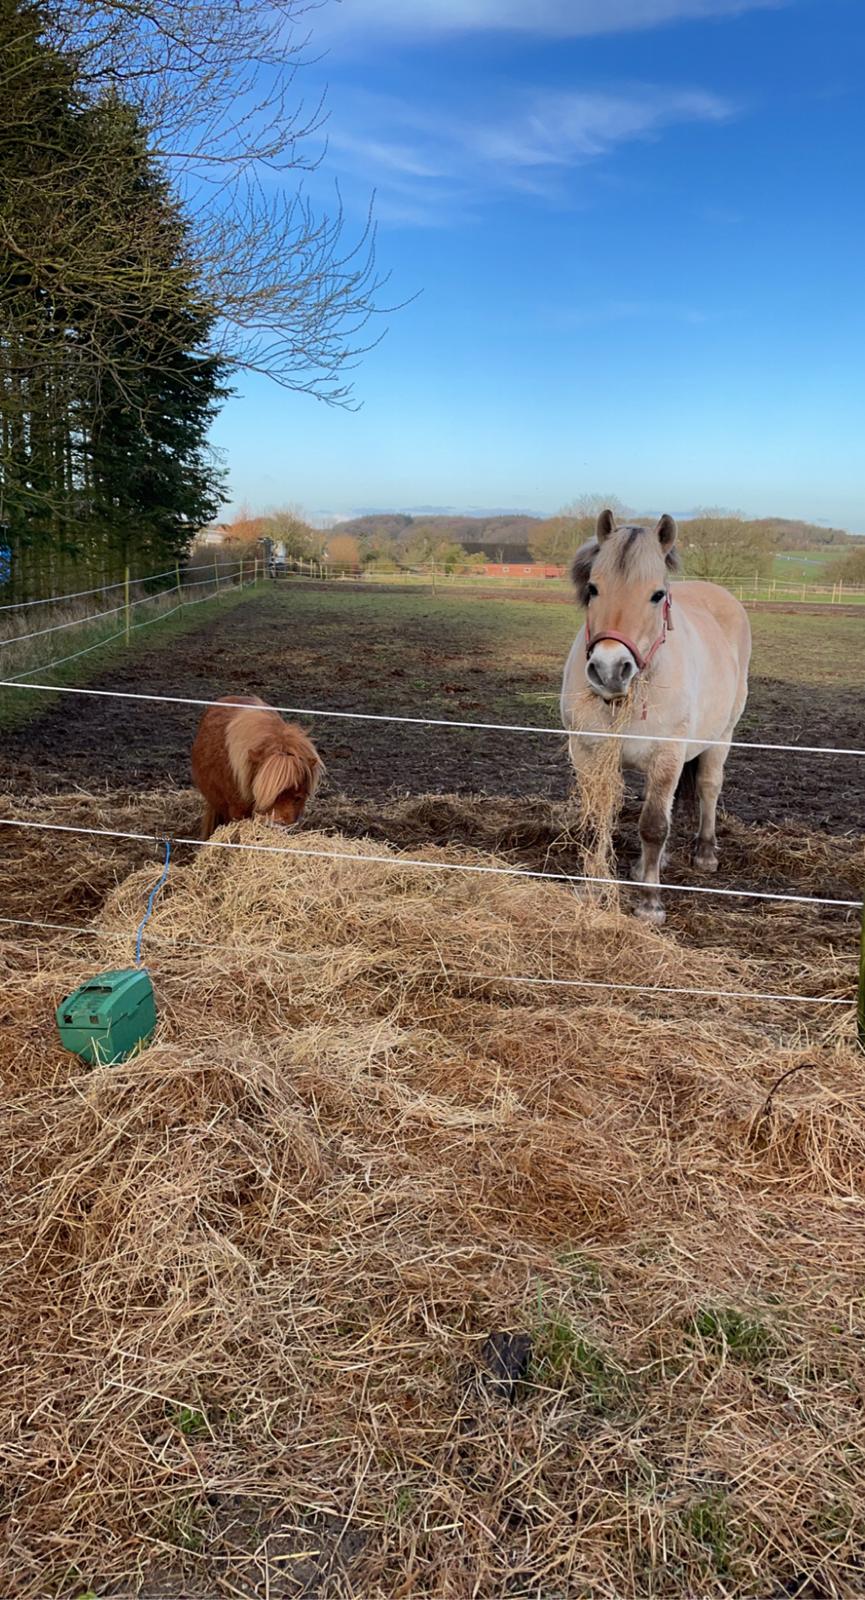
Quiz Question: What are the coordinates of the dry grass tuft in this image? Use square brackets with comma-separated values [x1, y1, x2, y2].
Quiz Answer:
[2, 806, 864, 1599]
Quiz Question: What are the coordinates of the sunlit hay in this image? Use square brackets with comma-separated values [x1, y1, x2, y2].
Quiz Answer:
[566, 689, 632, 905]
[2, 818, 864, 1597]
[1, 825, 863, 1600]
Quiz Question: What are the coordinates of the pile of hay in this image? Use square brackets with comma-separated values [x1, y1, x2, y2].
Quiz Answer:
[2, 818, 864, 1598]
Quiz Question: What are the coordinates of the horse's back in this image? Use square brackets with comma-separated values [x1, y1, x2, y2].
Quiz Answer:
[674, 580, 751, 669]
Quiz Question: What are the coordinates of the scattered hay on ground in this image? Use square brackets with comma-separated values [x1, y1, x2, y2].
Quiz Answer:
[2, 815, 864, 1599]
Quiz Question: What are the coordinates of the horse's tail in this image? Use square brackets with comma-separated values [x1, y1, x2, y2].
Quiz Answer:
[675, 756, 700, 818]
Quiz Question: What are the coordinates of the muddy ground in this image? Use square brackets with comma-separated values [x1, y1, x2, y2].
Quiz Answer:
[1, 587, 862, 839]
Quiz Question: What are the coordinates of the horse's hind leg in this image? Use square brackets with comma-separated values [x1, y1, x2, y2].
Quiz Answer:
[633, 756, 682, 926]
[692, 743, 729, 873]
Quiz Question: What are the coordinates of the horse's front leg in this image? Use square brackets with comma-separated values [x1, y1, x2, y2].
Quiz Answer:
[632, 756, 683, 926]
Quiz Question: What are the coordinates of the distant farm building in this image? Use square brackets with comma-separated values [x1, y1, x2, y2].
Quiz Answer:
[481, 562, 564, 579]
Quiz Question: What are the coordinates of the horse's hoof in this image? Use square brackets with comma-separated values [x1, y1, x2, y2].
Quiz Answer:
[693, 846, 719, 874]
[633, 898, 666, 927]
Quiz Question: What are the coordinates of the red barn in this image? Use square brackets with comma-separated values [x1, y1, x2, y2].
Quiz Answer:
[481, 563, 564, 579]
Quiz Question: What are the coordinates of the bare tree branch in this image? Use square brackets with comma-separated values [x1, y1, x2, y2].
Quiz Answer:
[36, 0, 396, 402]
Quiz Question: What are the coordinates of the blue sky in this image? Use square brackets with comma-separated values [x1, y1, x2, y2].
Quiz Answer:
[212, 0, 865, 531]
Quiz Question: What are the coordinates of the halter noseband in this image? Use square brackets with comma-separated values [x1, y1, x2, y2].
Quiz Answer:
[585, 591, 673, 681]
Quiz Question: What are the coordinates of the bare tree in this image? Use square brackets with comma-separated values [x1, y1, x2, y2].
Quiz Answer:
[682, 507, 776, 581]
[41, 0, 395, 404]
[266, 506, 321, 559]
[529, 494, 629, 563]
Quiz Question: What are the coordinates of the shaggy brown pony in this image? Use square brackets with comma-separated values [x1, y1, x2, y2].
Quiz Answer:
[191, 695, 323, 840]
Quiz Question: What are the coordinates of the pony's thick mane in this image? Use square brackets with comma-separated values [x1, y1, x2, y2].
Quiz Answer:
[252, 729, 322, 813]
[570, 528, 680, 606]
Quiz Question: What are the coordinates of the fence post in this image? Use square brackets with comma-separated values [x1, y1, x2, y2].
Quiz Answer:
[239, 557, 244, 589]
[858, 898, 865, 1054]
[175, 561, 183, 607]
[124, 565, 131, 644]
[254, 556, 258, 587]
[214, 555, 219, 594]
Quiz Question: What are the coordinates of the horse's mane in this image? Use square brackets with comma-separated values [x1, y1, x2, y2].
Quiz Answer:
[570, 530, 680, 606]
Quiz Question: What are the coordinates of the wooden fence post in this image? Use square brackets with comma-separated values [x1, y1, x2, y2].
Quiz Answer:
[214, 555, 220, 594]
[175, 561, 182, 607]
[124, 565, 131, 644]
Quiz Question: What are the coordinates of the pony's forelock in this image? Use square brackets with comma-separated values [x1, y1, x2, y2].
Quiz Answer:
[252, 733, 322, 813]
[572, 528, 679, 605]
[570, 539, 599, 605]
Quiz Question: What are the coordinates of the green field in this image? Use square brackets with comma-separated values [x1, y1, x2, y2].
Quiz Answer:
[282, 555, 865, 604]
[770, 545, 860, 582]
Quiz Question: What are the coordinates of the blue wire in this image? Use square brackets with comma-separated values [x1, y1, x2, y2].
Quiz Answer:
[134, 838, 172, 967]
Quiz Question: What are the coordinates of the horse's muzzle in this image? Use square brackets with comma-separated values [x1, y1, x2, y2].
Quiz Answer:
[586, 646, 637, 699]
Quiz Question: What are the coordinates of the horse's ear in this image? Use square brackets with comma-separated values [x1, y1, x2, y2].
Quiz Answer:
[655, 514, 677, 552]
[596, 509, 616, 543]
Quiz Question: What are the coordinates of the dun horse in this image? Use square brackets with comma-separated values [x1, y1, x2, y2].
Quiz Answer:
[560, 510, 751, 924]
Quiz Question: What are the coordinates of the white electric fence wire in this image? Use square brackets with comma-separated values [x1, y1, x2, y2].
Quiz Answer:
[0, 570, 175, 610]
[0, 914, 853, 1009]
[0, 921, 850, 1004]
[5, 581, 236, 682]
[0, 565, 245, 648]
[0, 816, 860, 910]
[0, 677, 862, 760]
[0, 561, 245, 612]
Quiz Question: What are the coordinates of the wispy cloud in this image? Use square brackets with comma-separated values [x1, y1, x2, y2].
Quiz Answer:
[548, 299, 716, 328]
[322, 0, 785, 41]
[327, 85, 737, 225]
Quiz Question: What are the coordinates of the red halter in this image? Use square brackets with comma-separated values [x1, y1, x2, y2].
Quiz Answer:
[585, 590, 673, 673]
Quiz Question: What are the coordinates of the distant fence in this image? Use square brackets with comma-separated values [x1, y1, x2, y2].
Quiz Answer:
[0, 559, 262, 683]
[271, 561, 865, 605]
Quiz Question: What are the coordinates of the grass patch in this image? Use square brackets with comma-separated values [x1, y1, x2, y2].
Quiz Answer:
[264, 582, 865, 706]
[161, 1495, 208, 1553]
[531, 1297, 625, 1408]
[168, 1403, 209, 1438]
[691, 1306, 776, 1366]
[0, 582, 263, 731]
[683, 1494, 730, 1573]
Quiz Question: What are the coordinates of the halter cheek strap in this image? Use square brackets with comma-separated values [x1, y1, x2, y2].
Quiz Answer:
[585, 591, 673, 673]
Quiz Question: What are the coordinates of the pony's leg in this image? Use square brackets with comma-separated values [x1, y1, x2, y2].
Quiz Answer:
[692, 743, 729, 873]
[633, 756, 683, 926]
[201, 802, 219, 841]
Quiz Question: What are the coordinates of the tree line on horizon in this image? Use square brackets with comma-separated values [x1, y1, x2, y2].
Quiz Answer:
[218, 498, 860, 584]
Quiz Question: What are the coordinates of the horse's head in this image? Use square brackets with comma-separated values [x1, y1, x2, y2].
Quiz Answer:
[571, 510, 679, 700]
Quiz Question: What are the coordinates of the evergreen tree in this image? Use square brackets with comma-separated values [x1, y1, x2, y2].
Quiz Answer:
[0, 0, 227, 598]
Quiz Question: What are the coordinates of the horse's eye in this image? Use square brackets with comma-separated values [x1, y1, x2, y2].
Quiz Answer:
[651, 589, 665, 604]
[587, 582, 598, 600]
